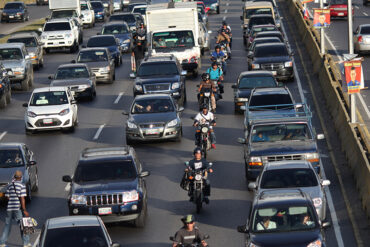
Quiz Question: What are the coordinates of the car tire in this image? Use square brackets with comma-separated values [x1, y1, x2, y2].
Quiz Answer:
[28, 70, 34, 88]
[217, 7, 220, 14]
[21, 77, 29, 91]
[201, 48, 204, 56]
[175, 128, 182, 142]
[89, 89, 96, 101]
[134, 198, 147, 227]
[192, 70, 198, 78]
[39, 56, 44, 69]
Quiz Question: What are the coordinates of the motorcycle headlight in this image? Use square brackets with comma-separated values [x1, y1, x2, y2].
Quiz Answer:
[237, 98, 248, 102]
[27, 111, 37, 118]
[312, 197, 322, 208]
[305, 153, 319, 163]
[195, 174, 202, 181]
[134, 84, 143, 91]
[171, 82, 180, 90]
[251, 63, 260, 69]
[59, 108, 70, 116]
[122, 190, 139, 202]
[71, 194, 87, 205]
[123, 39, 131, 44]
[284, 61, 293, 67]
[127, 121, 137, 129]
[307, 239, 322, 247]
[167, 119, 178, 127]
[201, 126, 208, 133]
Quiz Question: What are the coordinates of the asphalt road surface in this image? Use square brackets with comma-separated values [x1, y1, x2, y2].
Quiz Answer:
[0, 0, 365, 246]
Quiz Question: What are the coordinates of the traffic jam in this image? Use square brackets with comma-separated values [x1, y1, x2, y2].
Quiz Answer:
[0, 0, 359, 246]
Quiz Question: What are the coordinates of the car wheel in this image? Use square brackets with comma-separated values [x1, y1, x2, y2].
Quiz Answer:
[201, 48, 204, 56]
[39, 56, 44, 68]
[175, 128, 182, 142]
[28, 70, 34, 88]
[89, 89, 96, 101]
[32, 172, 39, 192]
[0, 95, 7, 108]
[22, 15, 25, 22]
[192, 70, 198, 78]
[21, 77, 29, 91]
[25, 126, 34, 135]
[113, 71, 116, 81]
[45, 48, 50, 54]
[183, 90, 187, 104]
[134, 197, 147, 227]
[5, 89, 11, 104]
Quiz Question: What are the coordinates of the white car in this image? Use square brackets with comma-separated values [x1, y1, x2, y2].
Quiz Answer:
[131, 5, 147, 24]
[113, 0, 123, 12]
[23, 87, 78, 134]
[81, 0, 95, 28]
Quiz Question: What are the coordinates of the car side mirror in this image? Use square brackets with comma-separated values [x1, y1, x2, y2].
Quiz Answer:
[181, 70, 187, 76]
[122, 110, 129, 115]
[37, 27, 43, 32]
[169, 237, 175, 241]
[231, 85, 237, 89]
[48, 75, 53, 80]
[71, 60, 76, 63]
[321, 179, 331, 186]
[177, 107, 184, 112]
[321, 221, 331, 229]
[203, 234, 210, 240]
[248, 182, 257, 190]
[247, 53, 253, 59]
[111, 243, 120, 247]
[22, 103, 28, 107]
[129, 72, 136, 79]
[290, 52, 295, 56]
[198, 37, 203, 45]
[237, 224, 249, 233]
[62, 175, 72, 183]
[278, 82, 284, 87]
[317, 134, 325, 140]
[237, 137, 246, 144]
[28, 161, 37, 166]
[139, 171, 150, 178]
[96, 32, 101, 35]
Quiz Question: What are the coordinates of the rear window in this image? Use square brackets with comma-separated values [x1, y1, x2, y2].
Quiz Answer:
[249, 17, 275, 28]
[77, 50, 108, 62]
[55, 67, 89, 80]
[255, 45, 288, 57]
[256, 33, 283, 42]
[102, 24, 129, 34]
[246, 8, 272, 19]
[4, 3, 23, 9]
[249, 93, 293, 108]
[91, 2, 104, 8]
[87, 36, 116, 47]
[260, 168, 318, 188]
[239, 76, 276, 89]
[360, 26, 370, 34]
[44, 22, 71, 31]
[51, 10, 78, 19]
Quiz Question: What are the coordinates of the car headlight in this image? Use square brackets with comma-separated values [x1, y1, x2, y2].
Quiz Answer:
[59, 108, 70, 116]
[2, 13, 7, 16]
[249, 156, 262, 166]
[127, 121, 137, 129]
[122, 190, 139, 202]
[13, 67, 25, 72]
[79, 84, 90, 89]
[312, 197, 322, 208]
[65, 33, 72, 38]
[134, 84, 143, 91]
[237, 98, 248, 102]
[251, 63, 260, 69]
[71, 194, 87, 205]
[284, 61, 293, 67]
[27, 111, 37, 118]
[16, 12, 22, 16]
[307, 239, 322, 247]
[171, 82, 180, 90]
[99, 66, 110, 73]
[167, 119, 178, 127]
[305, 153, 319, 163]
[123, 39, 130, 44]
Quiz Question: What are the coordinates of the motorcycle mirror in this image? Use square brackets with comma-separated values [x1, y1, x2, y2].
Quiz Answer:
[237, 137, 246, 144]
[190, 116, 195, 120]
[196, 85, 200, 88]
[237, 224, 248, 233]
[184, 161, 189, 166]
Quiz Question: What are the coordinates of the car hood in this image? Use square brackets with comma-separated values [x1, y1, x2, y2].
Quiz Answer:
[236, 88, 252, 98]
[73, 179, 138, 194]
[129, 112, 177, 125]
[249, 140, 317, 156]
[27, 104, 70, 115]
[83, 61, 109, 68]
[250, 229, 321, 247]
[136, 75, 180, 84]
[1, 59, 25, 69]
[0, 166, 27, 184]
[254, 56, 290, 64]
[51, 78, 92, 87]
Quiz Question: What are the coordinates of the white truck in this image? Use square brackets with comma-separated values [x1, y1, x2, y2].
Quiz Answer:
[49, 0, 83, 25]
[146, 2, 203, 77]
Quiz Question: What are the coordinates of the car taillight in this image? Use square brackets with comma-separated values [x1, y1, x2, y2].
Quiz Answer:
[358, 36, 363, 43]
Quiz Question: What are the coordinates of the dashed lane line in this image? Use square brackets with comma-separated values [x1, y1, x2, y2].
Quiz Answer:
[0, 131, 7, 141]
[93, 124, 105, 140]
[114, 92, 124, 104]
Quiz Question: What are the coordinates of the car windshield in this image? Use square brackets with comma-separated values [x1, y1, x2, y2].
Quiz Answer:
[8, 37, 37, 47]
[249, 93, 293, 109]
[51, 10, 78, 18]
[81, 3, 89, 10]
[255, 45, 288, 57]
[133, 7, 146, 15]
[78, 50, 108, 62]
[251, 205, 316, 233]
[0, 149, 24, 168]
[249, 17, 275, 28]
[152, 31, 194, 49]
[261, 168, 318, 188]
[0, 48, 23, 60]
[4, 3, 23, 9]
[43, 226, 108, 247]
[251, 123, 312, 142]
[251, 26, 277, 36]
[110, 14, 136, 23]
[87, 36, 116, 47]
[74, 160, 137, 182]
[246, 8, 272, 19]
[91, 2, 103, 8]
[44, 22, 71, 31]
[360, 26, 370, 34]
[30, 91, 69, 106]
[131, 98, 175, 114]
[137, 63, 178, 76]
[55, 67, 89, 80]
[102, 25, 129, 34]
[202, 0, 217, 5]
[239, 76, 276, 89]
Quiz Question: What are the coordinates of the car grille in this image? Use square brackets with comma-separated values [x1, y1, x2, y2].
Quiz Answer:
[261, 63, 284, 70]
[144, 83, 170, 93]
[266, 154, 305, 162]
[47, 35, 64, 40]
[86, 193, 126, 206]
[34, 118, 62, 127]
[139, 123, 165, 128]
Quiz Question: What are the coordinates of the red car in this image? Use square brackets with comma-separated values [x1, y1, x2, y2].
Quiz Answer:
[327, 0, 354, 18]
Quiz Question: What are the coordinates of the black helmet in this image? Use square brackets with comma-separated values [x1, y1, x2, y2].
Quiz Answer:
[201, 103, 209, 110]
[181, 214, 195, 223]
[211, 61, 218, 67]
[201, 73, 210, 81]
[222, 21, 227, 26]
[215, 45, 221, 50]
[193, 147, 202, 155]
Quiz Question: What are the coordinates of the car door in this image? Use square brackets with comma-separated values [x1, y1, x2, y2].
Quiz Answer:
[22, 145, 36, 188]
[67, 89, 78, 119]
[70, 21, 78, 42]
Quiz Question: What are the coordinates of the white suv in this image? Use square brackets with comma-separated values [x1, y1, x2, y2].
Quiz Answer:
[23, 87, 78, 134]
[81, 0, 95, 28]
[41, 18, 80, 53]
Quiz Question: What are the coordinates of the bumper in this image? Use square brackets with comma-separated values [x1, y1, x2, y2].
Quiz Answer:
[82, 17, 94, 24]
[234, 99, 248, 111]
[95, 14, 105, 21]
[181, 62, 198, 71]
[134, 89, 182, 100]
[206, 5, 219, 13]
[113, 5, 122, 11]
[25, 113, 74, 131]
[71, 88, 94, 98]
[69, 201, 142, 223]
[120, 43, 131, 52]
[42, 39, 74, 48]
[7, 72, 26, 83]
[1, 14, 23, 21]
[92, 71, 112, 82]
[252, 67, 294, 81]
[330, 10, 348, 17]
[356, 43, 370, 52]
[126, 125, 181, 141]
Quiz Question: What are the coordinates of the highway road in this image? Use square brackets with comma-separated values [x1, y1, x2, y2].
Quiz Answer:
[0, 0, 366, 246]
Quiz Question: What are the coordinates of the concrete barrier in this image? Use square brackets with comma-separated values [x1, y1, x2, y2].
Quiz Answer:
[288, 0, 370, 217]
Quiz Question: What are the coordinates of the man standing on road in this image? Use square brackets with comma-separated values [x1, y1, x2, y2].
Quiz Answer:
[0, 170, 30, 247]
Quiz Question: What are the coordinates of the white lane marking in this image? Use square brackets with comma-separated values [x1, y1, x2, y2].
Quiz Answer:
[224, 9, 228, 13]
[278, 7, 345, 247]
[0, 131, 7, 141]
[93, 124, 105, 140]
[357, 93, 370, 117]
[64, 183, 70, 191]
[114, 92, 124, 104]
[226, 2, 229, 6]
[223, 16, 227, 21]
[355, 6, 360, 9]
[364, 12, 369, 16]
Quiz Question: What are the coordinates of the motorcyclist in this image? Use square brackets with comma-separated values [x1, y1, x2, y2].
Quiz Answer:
[211, 45, 227, 75]
[198, 73, 217, 112]
[216, 27, 231, 58]
[172, 214, 208, 247]
[206, 62, 224, 95]
[194, 104, 216, 149]
[185, 147, 213, 203]
[131, 22, 146, 71]
[220, 21, 232, 49]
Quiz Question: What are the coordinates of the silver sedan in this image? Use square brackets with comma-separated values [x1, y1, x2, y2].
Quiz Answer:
[354, 24, 370, 54]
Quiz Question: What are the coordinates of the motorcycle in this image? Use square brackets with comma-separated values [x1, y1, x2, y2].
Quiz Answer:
[196, 124, 214, 158]
[198, 87, 214, 112]
[169, 235, 210, 247]
[184, 161, 213, 213]
[211, 55, 226, 73]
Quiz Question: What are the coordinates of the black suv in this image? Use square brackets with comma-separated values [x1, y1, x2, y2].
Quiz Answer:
[237, 189, 330, 247]
[0, 63, 11, 108]
[131, 55, 187, 106]
[62, 147, 150, 227]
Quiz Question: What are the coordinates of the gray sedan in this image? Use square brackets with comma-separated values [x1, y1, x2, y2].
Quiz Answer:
[248, 160, 330, 220]
[123, 94, 184, 144]
[354, 24, 370, 54]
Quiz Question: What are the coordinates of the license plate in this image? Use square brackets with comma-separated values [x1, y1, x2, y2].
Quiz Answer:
[9, 16, 14, 18]
[146, 129, 159, 135]
[43, 118, 53, 124]
[338, 13, 344, 16]
[98, 207, 112, 215]
[272, 71, 277, 76]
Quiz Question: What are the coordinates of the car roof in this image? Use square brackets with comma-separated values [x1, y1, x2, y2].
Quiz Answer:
[253, 37, 281, 42]
[133, 4, 147, 8]
[89, 34, 115, 39]
[252, 24, 276, 29]
[32, 86, 68, 93]
[264, 160, 312, 171]
[57, 63, 88, 69]
[80, 147, 132, 161]
[255, 42, 286, 48]
[143, 55, 177, 63]
[46, 216, 101, 229]
[0, 143, 23, 150]
[252, 87, 289, 95]
[8, 32, 38, 39]
[244, 1, 273, 8]
[0, 43, 25, 49]
[134, 94, 172, 100]
[112, 13, 135, 16]
[256, 189, 309, 205]
[256, 31, 282, 36]
[239, 70, 275, 77]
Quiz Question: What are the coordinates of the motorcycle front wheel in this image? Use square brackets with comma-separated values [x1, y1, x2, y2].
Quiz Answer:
[195, 190, 202, 214]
